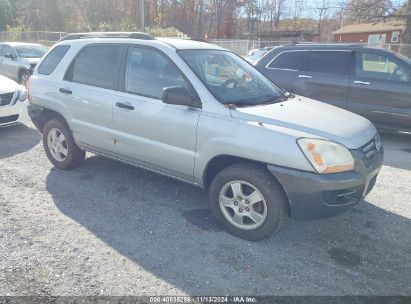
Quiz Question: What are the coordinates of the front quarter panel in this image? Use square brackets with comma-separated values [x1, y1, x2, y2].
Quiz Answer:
[194, 111, 317, 185]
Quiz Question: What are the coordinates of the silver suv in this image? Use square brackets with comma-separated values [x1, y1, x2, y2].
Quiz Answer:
[0, 42, 48, 85]
[27, 33, 383, 240]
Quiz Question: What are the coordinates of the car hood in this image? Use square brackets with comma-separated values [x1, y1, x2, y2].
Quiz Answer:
[232, 95, 376, 149]
[0, 75, 20, 94]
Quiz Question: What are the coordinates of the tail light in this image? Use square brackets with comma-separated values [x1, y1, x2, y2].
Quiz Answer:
[27, 76, 32, 103]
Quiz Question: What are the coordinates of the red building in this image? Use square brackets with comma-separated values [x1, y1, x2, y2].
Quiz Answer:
[333, 22, 405, 46]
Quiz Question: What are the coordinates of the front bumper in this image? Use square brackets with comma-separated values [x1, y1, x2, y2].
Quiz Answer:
[268, 137, 384, 220]
[27, 103, 45, 131]
[0, 100, 27, 127]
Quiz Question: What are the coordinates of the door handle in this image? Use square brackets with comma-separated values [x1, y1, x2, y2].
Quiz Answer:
[59, 88, 72, 95]
[298, 75, 313, 79]
[116, 102, 135, 111]
[354, 80, 371, 85]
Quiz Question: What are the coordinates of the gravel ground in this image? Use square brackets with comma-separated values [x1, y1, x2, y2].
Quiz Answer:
[0, 123, 410, 296]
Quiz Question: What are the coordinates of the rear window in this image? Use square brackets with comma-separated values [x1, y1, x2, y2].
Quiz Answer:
[306, 51, 351, 75]
[67, 45, 121, 89]
[38, 46, 70, 75]
[268, 51, 308, 70]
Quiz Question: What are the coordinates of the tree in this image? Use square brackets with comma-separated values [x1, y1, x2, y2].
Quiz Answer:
[314, 0, 332, 41]
[403, 0, 411, 44]
[0, 0, 14, 30]
[286, 0, 305, 30]
[343, 0, 393, 23]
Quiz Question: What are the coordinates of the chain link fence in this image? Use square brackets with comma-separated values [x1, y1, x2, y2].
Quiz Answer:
[0, 31, 68, 46]
[210, 40, 290, 56]
[1, 31, 411, 59]
[210, 39, 411, 59]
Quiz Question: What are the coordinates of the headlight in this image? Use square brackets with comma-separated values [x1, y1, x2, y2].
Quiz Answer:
[297, 138, 354, 174]
[18, 87, 28, 102]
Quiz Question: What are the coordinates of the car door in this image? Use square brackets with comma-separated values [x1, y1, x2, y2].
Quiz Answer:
[60, 44, 123, 152]
[112, 45, 201, 182]
[257, 50, 309, 92]
[292, 50, 352, 109]
[1, 45, 19, 80]
[348, 50, 411, 130]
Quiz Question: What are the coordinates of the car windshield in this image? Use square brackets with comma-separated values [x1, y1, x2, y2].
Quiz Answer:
[15, 45, 47, 58]
[179, 49, 285, 107]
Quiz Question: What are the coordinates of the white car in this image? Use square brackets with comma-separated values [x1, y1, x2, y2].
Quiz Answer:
[244, 47, 272, 64]
[0, 75, 28, 127]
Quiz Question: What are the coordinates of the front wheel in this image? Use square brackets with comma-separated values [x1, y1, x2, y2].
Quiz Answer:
[42, 118, 85, 170]
[208, 163, 288, 241]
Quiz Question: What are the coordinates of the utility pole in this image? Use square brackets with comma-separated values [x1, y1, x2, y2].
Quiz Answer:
[141, 0, 145, 31]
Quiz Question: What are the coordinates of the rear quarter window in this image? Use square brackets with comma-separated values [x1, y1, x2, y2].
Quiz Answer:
[38, 45, 70, 75]
[268, 51, 309, 70]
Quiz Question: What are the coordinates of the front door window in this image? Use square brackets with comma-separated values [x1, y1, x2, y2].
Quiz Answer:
[356, 52, 410, 82]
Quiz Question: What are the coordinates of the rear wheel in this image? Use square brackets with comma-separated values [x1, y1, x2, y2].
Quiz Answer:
[42, 119, 85, 170]
[208, 163, 288, 241]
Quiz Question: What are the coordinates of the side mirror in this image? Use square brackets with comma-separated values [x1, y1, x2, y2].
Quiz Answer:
[4, 53, 15, 60]
[162, 86, 201, 109]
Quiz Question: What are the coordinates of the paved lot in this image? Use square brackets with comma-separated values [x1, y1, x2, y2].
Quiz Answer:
[0, 123, 410, 296]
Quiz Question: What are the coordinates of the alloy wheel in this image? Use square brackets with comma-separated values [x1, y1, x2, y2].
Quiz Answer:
[47, 128, 68, 162]
[219, 180, 268, 230]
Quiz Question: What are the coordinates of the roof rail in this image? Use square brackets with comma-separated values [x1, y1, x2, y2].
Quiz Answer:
[289, 42, 364, 47]
[59, 32, 155, 42]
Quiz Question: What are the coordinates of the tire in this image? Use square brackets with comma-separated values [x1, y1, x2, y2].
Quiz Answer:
[19, 70, 30, 86]
[208, 163, 288, 241]
[42, 118, 85, 170]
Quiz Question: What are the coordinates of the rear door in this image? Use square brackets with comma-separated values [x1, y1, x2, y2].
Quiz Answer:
[348, 50, 411, 129]
[258, 50, 309, 92]
[293, 50, 352, 109]
[61, 44, 123, 152]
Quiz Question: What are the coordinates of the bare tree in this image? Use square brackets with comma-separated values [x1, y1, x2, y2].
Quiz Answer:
[343, 0, 394, 23]
[314, 0, 331, 41]
[286, 0, 305, 30]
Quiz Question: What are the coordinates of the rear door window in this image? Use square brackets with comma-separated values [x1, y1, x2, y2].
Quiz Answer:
[268, 51, 308, 70]
[306, 51, 351, 75]
[38, 45, 70, 75]
[67, 45, 122, 89]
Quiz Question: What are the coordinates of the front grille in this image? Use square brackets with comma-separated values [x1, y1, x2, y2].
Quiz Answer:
[0, 114, 19, 124]
[360, 136, 382, 169]
[0, 92, 16, 106]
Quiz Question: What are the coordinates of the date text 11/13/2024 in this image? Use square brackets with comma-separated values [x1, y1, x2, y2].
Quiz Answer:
[149, 296, 257, 303]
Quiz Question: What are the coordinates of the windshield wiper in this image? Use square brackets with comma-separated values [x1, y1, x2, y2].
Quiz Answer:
[259, 95, 286, 105]
[280, 92, 295, 102]
[224, 93, 294, 108]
